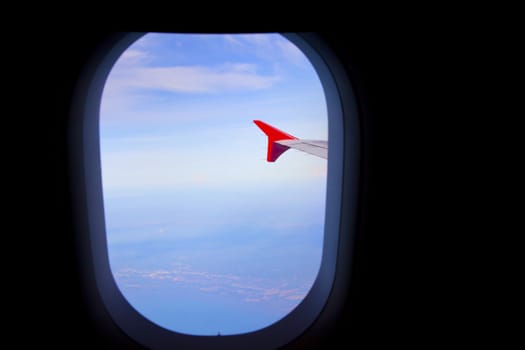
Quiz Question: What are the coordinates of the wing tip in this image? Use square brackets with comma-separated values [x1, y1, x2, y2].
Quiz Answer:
[253, 120, 297, 162]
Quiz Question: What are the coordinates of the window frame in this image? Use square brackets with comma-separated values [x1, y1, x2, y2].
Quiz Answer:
[70, 32, 360, 350]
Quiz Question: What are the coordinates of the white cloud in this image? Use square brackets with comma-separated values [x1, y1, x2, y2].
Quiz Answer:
[275, 39, 308, 66]
[105, 60, 280, 97]
[119, 49, 150, 65]
[100, 123, 327, 192]
[223, 34, 243, 46]
[129, 64, 280, 93]
[237, 34, 274, 48]
[224, 34, 308, 67]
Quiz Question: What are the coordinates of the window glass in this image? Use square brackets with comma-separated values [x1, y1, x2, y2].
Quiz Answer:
[100, 33, 327, 335]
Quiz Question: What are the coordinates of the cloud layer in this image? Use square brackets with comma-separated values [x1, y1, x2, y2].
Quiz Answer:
[107, 63, 280, 96]
[136, 64, 279, 93]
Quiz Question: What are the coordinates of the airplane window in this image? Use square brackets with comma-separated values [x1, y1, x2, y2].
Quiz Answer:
[100, 33, 328, 335]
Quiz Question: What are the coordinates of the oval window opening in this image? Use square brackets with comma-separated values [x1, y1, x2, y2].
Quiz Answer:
[100, 33, 328, 335]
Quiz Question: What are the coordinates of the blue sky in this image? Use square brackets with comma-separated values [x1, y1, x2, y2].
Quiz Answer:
[100, 33, 328, 335]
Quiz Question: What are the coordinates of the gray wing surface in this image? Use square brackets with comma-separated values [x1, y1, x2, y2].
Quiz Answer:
[276, 140, 328, 159]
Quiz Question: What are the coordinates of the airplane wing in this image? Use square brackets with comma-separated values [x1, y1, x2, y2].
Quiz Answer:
[253, 120, 328, 162]
[276, 139, 328, 159]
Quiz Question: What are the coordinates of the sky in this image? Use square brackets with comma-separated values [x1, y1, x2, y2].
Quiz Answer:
[100, 33, 328, 335]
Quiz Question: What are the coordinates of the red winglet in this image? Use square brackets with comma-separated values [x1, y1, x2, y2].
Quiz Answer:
[253, 120, 298, 162]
